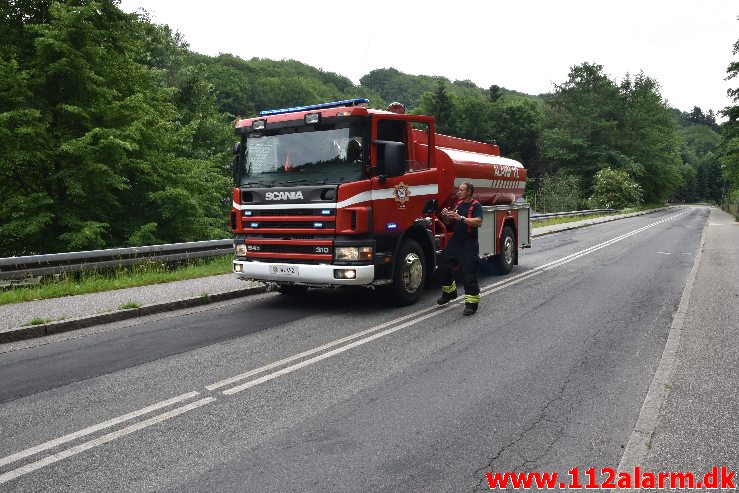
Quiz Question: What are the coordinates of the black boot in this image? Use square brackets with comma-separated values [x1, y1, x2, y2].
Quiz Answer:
[463, 303, 478, 316]
[437, 291, 458, 305]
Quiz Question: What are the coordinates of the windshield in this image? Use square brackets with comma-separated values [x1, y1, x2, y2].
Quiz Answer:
[242, 123, 364, 187]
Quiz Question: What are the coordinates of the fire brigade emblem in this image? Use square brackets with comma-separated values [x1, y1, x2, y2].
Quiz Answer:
[393, 182, 411, 208]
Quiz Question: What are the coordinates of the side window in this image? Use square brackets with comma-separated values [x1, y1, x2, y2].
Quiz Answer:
[375, 119, 408, 171]
[409, 121, 431, 172]
[377, 119, 406, 143]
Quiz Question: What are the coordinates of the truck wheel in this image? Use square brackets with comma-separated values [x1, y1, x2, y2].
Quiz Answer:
[387, 239, 426, 306]
[276, 284, 309, 295]
[495, 226, 515, 275]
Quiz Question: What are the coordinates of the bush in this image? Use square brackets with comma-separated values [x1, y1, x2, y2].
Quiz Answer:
[527, 174, 581, 213]
[589, 168, 643, 209]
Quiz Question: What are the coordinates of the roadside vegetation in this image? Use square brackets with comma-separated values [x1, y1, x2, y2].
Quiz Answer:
[531, 204, 666, 229]
[0, 255, 232, 306]
[1, 1, 737, 258]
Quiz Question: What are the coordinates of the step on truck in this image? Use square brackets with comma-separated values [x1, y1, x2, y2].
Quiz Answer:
[230, 98, 530, 305]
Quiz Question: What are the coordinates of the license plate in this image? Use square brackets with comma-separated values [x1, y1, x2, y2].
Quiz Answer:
[270, 265, 299, 276]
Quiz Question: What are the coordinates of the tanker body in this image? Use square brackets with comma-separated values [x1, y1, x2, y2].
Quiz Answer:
[230, 99, 530, 305]
[420, 131, 527, 207]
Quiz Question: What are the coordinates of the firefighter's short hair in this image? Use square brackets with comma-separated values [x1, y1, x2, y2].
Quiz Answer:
[462, 182, 475, 194]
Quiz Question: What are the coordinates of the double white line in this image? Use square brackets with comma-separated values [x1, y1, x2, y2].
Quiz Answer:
[0, 209, 689, 484]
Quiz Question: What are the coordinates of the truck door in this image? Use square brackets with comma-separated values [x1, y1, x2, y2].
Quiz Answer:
[371, 118, 436, 232]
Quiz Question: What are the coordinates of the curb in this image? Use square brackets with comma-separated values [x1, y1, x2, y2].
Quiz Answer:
[0, 285, 269, 344]
[531, 207, 673, 237]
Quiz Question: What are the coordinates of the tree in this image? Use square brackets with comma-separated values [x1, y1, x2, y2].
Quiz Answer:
[0, 1, 232, 255]
[589, 168, 643, 209]
[542, 63, 682, 203]
[488, 84, 503, 103]
[720, 27, 739, 215]
[619, 73, 682, 203]
[489, 97, 543, 165]
[416, 80, 458, 135]
[542, 63, 627, 190]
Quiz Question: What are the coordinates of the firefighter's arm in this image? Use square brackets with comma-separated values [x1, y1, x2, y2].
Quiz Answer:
[460, 215, 482, 228]
[449, 210, 482, 228]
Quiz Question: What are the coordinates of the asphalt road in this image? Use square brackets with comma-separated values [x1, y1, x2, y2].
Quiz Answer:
[0, 207, 710, 492]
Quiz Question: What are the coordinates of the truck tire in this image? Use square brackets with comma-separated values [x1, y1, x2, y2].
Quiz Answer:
[495, 226, 515, 275]
[276, 284, 309, 295]
[387, 239, 426, 306]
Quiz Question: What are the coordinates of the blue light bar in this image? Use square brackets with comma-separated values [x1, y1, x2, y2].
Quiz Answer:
[314, 222, 324, 228]
[259, 98, 370, 117]
[320, 209, 332, 215]
[386, 222, 398, 230]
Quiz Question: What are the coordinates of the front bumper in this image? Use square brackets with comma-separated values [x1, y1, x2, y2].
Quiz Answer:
[233, 260, 375, 286]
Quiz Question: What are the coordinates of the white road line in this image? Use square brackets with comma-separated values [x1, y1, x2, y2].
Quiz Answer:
[0, 397, 216, 485]
[0, 391, 199, 468]
[221, 210, 689, 395]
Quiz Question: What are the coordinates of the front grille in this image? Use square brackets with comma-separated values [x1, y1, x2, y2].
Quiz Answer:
[250, 234, 319, 240]
[248, 257, 324, 265]
[247, 221, 335, 229]
[248, 245, 331, 255]
[244, 209, 335, 217]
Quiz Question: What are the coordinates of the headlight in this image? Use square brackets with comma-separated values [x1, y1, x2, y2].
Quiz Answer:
[235, 244, 247, 256]
[335, 246, 372, 261]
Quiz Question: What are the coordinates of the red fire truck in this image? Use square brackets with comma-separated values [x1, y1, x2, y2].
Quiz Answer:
[230, 98, 530, 305]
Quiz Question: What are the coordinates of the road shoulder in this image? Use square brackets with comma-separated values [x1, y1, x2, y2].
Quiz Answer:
[621, 207, 739, 474]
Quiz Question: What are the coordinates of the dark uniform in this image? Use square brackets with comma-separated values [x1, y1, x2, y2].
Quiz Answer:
[437, 199, 482, 314]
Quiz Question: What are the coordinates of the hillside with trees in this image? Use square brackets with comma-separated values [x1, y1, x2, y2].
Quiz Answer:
[0, 0, 735, 256]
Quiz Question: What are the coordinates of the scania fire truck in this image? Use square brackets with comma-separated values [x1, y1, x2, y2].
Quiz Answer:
[230, 98, 530, 305]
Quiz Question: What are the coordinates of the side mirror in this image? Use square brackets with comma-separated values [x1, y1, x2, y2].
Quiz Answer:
[373, 140, 406, 179]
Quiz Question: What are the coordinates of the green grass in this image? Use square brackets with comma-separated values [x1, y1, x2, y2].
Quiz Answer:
[0, 255, 232, 306]
[533, 213, 614, 228]
[22, 317, 53, 326]
[119, 302, 142, 310]
[532, 204, 666, 229]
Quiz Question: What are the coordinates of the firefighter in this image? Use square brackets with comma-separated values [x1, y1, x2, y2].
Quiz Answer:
[437, 182, 483, 316]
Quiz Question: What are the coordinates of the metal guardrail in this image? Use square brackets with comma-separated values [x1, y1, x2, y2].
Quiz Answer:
[530, 209, 616, 220]
[0, 208, 619, 284]
[0, 239, 234, 282]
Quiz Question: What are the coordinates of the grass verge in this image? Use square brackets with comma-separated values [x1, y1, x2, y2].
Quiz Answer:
[0, 255, 232, 306]
[532, 204, 665, 229]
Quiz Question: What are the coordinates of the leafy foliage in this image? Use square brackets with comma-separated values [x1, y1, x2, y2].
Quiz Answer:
[526, 174, 581, 213]
[0, 0, 230, 255]
[720, 30, 739, 215]
[588, 168, 643, 209]
[541, 63, 682, 204]
[0, 2, 731, 257]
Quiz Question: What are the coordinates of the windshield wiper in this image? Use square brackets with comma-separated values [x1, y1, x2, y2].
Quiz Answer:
[241, 181, 273, 187]
[281, 179, 327, 185]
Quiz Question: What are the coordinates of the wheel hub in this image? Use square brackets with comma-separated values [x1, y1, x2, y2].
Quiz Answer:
[401, 253, 423, 292]
[503, 236, 514, 265]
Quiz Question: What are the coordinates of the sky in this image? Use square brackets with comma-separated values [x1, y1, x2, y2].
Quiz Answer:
[120, 0, 738, 120]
